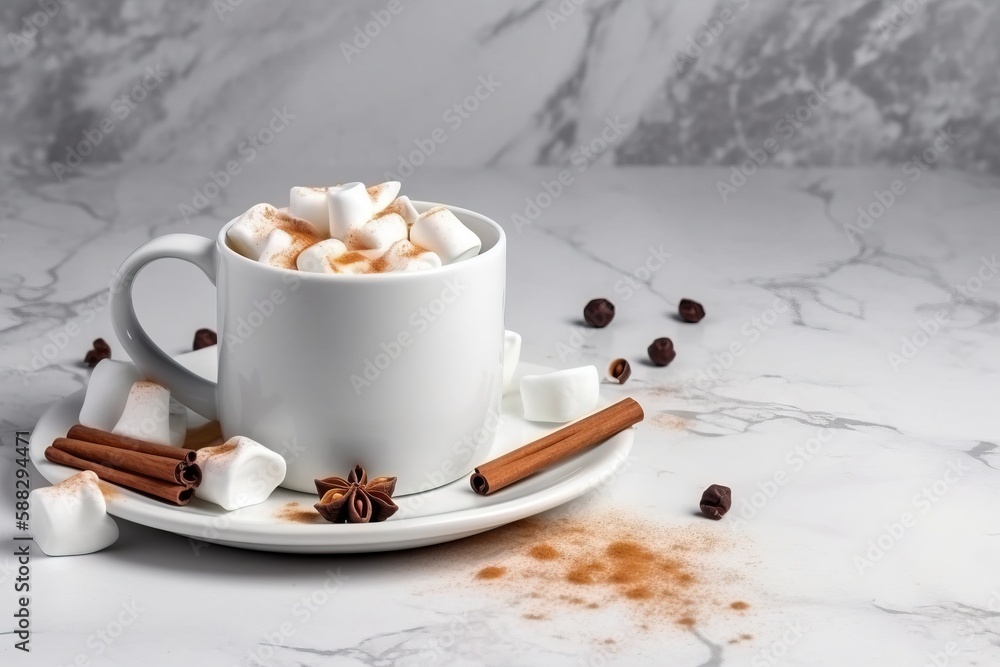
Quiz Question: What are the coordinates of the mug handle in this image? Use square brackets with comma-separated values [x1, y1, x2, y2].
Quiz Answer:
[110, 234, 219, 420]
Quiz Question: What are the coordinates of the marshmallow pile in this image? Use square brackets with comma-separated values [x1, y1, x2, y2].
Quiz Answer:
[31, 471, 119, 556]
[227, 181, 482, 274]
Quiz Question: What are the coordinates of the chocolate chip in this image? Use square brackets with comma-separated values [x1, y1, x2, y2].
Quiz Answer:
[193, 328, 218, 350]
[647, 338, 676, 366]
[83, 339, 111, 367]
[608, 358, 631, 384]
[699, 484, 732, 520]
[583, 298, 615, 328]
[678, 298, 705, 323]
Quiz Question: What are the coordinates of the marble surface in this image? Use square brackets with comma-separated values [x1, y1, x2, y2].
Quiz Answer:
[2, 0, 998, 177]
[2, 165, 1000, 665]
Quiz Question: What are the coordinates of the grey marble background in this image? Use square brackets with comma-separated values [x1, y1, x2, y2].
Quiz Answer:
[1, 0, 997, 186]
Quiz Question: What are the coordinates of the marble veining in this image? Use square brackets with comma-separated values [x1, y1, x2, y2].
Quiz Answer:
[1, 164, 998, 664]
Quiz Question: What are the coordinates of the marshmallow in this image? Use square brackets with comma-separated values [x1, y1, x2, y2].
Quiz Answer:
[227, 203, 324, 260]
[382, 195, 420, 227]
[327, 182, 375, 239]
[346, 213, 408, 251]
[81, 361, 186, 446]
[258, 226, 321, 271]
[112, 380, 176, 445]
[296, 238, 348, 274]
[520, 365, 600, 423]
[32, 471, 119, 556]
[503, 330, 521, 393]
[378, 239, 442, 272]
[289, 186, 330, 232]
[367, 181, 401, 213]
[410, 206, 482, 264]
[195, 436, 287, 511]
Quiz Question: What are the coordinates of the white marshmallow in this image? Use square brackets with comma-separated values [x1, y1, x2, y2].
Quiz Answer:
[379, 240, 442, 272]
[289, 186, 330, 231]
[367, 181, 401, 213]
[81, 361, 186, 445]
[410, 206, 482, 264]
[345, 213, 408, 251]
[520, 365, 600, 423]
[296, 238, 348, 274]
[112, 380, 176, 445]
[382, 195, 419, 227]
[195, 437, 287, 511]
[32, 471, 119, 556]
[503, 330, 521, 393]
[327, 182, 375, 239]
[227, 203, 324, 260]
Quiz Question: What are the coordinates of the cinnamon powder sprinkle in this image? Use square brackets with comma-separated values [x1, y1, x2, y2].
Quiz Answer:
[529, 544, 560, 560]
[476, 566, 507, 580]
[428, 512, 753, 635]
[274, 502, 325, 524]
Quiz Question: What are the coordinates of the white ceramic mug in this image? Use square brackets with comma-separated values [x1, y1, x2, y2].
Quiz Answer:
[110, 202, 505, 494]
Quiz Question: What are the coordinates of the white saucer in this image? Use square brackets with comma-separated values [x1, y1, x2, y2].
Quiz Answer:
[29, 352, 633, 553]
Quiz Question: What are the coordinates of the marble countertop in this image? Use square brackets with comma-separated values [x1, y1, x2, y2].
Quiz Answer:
[2, 165, 999, 665]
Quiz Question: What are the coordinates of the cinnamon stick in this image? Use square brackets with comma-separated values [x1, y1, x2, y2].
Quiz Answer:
[67, 424, 196, 463]
[44, 447, 195, 505]
[471, 397, 644, 495]
[53, 438, 201, 486]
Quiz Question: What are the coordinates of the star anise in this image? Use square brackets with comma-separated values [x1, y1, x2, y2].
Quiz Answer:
[314, 465, 398, 523]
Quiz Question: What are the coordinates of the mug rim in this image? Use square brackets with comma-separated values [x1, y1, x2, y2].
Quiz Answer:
[216, 200, 506, 282]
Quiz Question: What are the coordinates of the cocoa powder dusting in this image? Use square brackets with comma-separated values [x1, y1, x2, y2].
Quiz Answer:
[421, 512, 754, 640]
